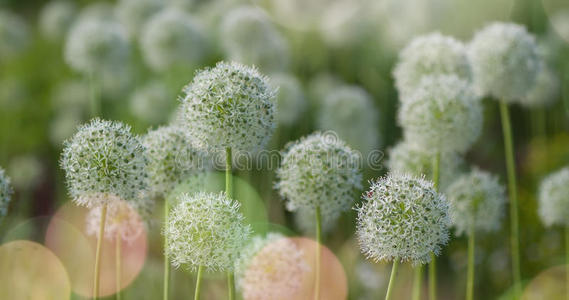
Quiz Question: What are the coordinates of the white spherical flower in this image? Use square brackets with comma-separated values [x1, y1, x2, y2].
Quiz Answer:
[142, 126, 208, 199]
[220, 6, 289, 72]
[0, 10, 30, 60]
[398, 75, 483, 154]
[520, 64, 560, 108]
[446, 168, 506, 236]
[316, 85, 381, 157]
[39, 1, 77, 41]
[468, 22, 540, 102]
[387, 141, 465, 191]
[129, 81, 174, 124]
[269, 73, 306, 127]
[235, 233, 309, 300]
[60, 118, 148, 208]
[116, 0, 163, 38]
[165, 192, 251, 272]
[64, 18, 129, 75]
[180, 61, 276, 153]
[275, 132, 363, 223]
[394, 32, 471, 99]
[140, 9, 207, 72]
[0, 167, 14, 220]
[538, 167, 569, 227]
[356, 173, 450, 265]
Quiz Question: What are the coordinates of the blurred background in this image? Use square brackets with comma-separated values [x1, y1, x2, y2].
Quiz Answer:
[0, 0, 569, 299]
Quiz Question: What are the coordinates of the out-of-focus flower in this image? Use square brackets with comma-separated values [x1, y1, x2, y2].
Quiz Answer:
[0, 10, 30, 60]
[129, 81, 174, 125]
[115, 0, 164, 38]
[538, 167, 569, 227]
[8, 155, 43, 191]
[0, 167, 14, 221]
[520, 64, 560, 108]
[269, 73, 306, 127]
[39, 1, 77, 41]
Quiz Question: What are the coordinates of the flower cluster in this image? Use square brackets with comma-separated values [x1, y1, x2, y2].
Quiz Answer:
[269, 73, 306, 127]
[356, 173, 450, 265]
[180, 61, 276, 153]
[538, 167, 569, 227]
[115, 0, 163, 38]
[0, 10, 30, 60]
[0, 167, 13, 220]
[276, 132, 362, 223]
[446, 168, 506, 236]
[165, 192, 251, 272]
[39, 1, 77, 41]
[60, 119, 148, 207]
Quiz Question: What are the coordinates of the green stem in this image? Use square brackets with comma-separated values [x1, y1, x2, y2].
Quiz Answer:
[194, 265, 203, 300]
[499, 101, 522, 298]
[466, 229, 475, 300]
[314, 206, 322, 300]
[412, 265, 423, 300]
[227, 272, 235, 300]
[116, 232, 122, 300]
[93, 203, 108, 300]
[429, 153, 440, 300]
[163, 202, 170, 300]
[89, 73, 100, 118]
[565, 226, 569, 300]
[225, 147, 235, 300]
[385, 260, 399, 300]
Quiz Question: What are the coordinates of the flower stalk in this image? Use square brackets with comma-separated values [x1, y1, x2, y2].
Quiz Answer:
[93, 203, 108, 300]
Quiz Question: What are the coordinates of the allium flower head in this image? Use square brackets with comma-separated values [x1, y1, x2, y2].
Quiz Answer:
[115, 0, 163, 38]
[140, 9, 207, 72]
[356, 173, 450, 265]
[0, 167, 13, 220]
[387, 141, 465, 191]
[520, 64, 560, 108]
[269, 73, 306, 127]
[0, 10, 30, 60]
[316, 85, 381, 156]
[60, 118, 147, 207]
[275, 132, 363, 223]
[538, 167, 569, 227]
[398, 75, 482, 154]
[165, 192, 251, 272]
[394, 32, 471, 99]
[235, 233, 309, 300]
[129, 81, 174, 124]
[64, 18, 129, 75]
[180, 61, 276, 153]
[468, 22, 540, 102]
[142, 126, 208, 199]
[446, 168, 506, 236]
[39, 1, 77, 41]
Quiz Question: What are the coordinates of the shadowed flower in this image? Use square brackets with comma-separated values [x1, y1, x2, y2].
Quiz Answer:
[538, 167, 569, 227]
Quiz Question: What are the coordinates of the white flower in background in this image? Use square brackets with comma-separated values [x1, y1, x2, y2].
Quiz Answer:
[393, 32, 471, 99]
[39, 1, 77, 41]
[60, 119, 148, 208]
[316, 85, 381, 157]
[276, 132, 362, 225]
[0, 10, 30, 60]
[8, 155, 43, 190]
[538, 167, 569, 227]
[235, 233, 309, 300]
[0, 167, 14, 221]
[116, 0, 164, 38]
[269, 73, 306, 127]
[446, 168, 506, 236]
[356, 173, 450, 265]
[398, 75, 483, 155]
[307, 73, 344, 107]
[520, 64, 560, 108]
[468, 22, 540, 102]
[140, 9, 208, 72]
[165, 192, 251, 272]
[220, 6, 289, 72]
[180, 61, 276, 153]
[129, 81, 174, 124]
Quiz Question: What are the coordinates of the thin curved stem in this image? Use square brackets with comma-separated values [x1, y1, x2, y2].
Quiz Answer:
[466, 229, 475, 300]
[385, 260, 399, 300]
[225, 147, 235, 300]
[499, 101, 522, 298]
[314, 206, 322, 300]
[412, 265, 423, 300]
[429, 153, 440, 300]
[116, 232, 122, 300]
[93, 203, 108, 300]
[163, 201, 170, 300]
[194, 265, 203, 300]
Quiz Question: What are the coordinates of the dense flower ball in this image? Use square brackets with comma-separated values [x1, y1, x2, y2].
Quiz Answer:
[0, 10, 30, 60]
[60, 119, 147, 207]
[468, 22, 540, 102]
[165, 192, 251, 272]
[269, 73, 306, 127]
[393, 32, 471, 99]
[140, 9, 207, 72]
[316, 85, 381, 157]
[39, 1, 77, 41]
[446, 168, 506, 236]
[235, 233, 309, 300]
[356, 173, 450, 265]
[398, 75, 482, 154]
[129, 81, 174, 124]
[180, 61, 276, 153]
[387, 141, 465, 191]
[0, 167, 14, 220]
[115, 0, 163, 38]
[275, 132, 362, 223]
[220, 6, 289, 72]
[64, 18, 129, 75]
[142, 126, 208, 199]
[538, 167, 569, 227]
[520, 64, 560, 108]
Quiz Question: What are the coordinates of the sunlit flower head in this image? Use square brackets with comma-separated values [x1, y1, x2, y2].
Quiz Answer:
[60, 118, 147, 208]
[446, 168, 506, 236]
[269, 73, 306, 127]
[398, 75, 482, 154]
[520, 64, 560, 108]
[129, 80, 174, 124]
[356, 173, 450, 265]
[115, 0, 163, 38]
[538, 167, 569, 227]
[39, 1, 77, 41]
[180, 61, 276, 153]
[468, 22, 540, 102]
[0, 167, 13, 221]
[165, 192, 251, 272]
[0, 10, 30, 60]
